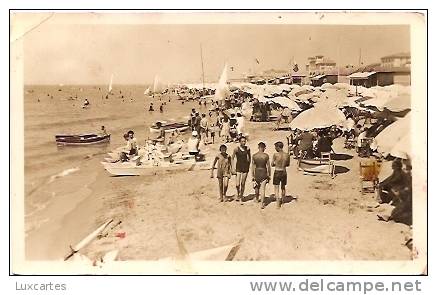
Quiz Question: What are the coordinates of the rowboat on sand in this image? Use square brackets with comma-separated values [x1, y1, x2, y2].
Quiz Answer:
[298, 158, 336, 178]
[55, 134, 110, 145]
[101, 157, 211, 176]
[149, 122, 190, 134]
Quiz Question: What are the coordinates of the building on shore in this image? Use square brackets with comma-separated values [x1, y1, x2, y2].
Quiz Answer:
[349, 53, 411, 87]
[306, 55, 337, 75]
[310, 66, 356, 87]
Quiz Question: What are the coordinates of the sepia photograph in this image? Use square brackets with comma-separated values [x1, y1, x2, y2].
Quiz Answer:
[10, 11, 427, 275]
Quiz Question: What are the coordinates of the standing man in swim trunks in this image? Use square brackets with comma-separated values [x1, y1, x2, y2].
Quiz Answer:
[211, 144, 233, 202]
[232, 136, 251, 202]
[272, 141, 290, 208]
[252, 142, 271, 209]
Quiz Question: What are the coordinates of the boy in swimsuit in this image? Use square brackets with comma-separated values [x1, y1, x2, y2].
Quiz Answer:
[252, 142, 271, 209]
[272, 141, 290, 208]
[232, 136, 251, 202]
[211, 144, 233, 202]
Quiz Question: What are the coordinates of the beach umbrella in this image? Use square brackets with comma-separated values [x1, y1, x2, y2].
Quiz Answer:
[382, 94, 411, 112]
[288, 87, 312, 97]
[301, 85, 315, 91]
[270, 96, 301, 110]
[339, 117, 356, 131]
[278, 84, 293, 92]
[332, 82, 351, 90]
[289, 103, 346, 130]
[338, 96, 361, 108]
[320, 82, 334, 90]
[389, 132, 411, 159]
[374, 114, 410, 155]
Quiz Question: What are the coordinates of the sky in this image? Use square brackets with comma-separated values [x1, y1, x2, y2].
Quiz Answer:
[23, 23, 410, 85]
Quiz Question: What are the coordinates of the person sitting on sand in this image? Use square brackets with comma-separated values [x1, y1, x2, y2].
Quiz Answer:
[297, 130, 315, 159]
[252, 142, 271, 209]
[149, 103, 154, 112]
[232, 136, 251, 202]
[159, 104, 164, 113]
[211, 144, 233, 202]
[377, 159, 405, 204]
[272, 141, 290, 209]
[187, 131, 201, 157]
[316, 131, 333, 158]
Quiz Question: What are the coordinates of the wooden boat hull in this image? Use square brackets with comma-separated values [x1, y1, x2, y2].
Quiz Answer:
[101, 159, 211, 176]
[149, 122, 189, 134]
[298, 159, 335, 177]
[56, 134, 110, 145]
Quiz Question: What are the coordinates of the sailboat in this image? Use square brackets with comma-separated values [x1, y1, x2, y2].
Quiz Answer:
[108, 74, 114, 94]
[213, 63, 230, 101]
[152, 75, 163, 94]
[144, 87, 150, 96]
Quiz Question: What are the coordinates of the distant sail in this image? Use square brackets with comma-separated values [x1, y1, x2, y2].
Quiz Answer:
[213, 63, 230, 101]
[108, 74, 113, 93]
[153, 75, 162, 93]
[144, 87, 150, 95]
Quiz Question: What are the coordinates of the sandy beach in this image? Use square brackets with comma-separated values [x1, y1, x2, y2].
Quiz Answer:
[23, 87, 411, 261]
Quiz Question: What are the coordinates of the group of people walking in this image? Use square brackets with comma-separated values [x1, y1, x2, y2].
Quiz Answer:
[188, 107, 246, 145]
[210, 137, 290, 209]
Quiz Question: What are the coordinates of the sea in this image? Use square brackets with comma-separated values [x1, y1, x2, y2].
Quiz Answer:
[23, 84, 203, 242]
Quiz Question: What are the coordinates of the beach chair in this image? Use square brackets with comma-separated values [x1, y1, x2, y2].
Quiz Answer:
[359, 160, 381, 194]
[320, 152, 331, 161]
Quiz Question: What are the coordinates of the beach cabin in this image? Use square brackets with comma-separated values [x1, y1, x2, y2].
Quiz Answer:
[349, 72, 378, 88]
[311, 74, 337, 87]
[291, 72, 307, 85]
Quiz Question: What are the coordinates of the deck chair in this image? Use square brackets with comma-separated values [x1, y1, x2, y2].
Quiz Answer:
[359, 160, 381, 194]
[320, 152, 331, 161]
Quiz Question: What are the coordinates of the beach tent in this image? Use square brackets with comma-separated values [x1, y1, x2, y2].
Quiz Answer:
[289, 103, 346, 130]
[373, 114, 410, 156]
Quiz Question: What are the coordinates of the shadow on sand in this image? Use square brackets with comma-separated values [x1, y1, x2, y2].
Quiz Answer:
[331, 153, 354, 161]
[334, 166, 350, 174]
[239, 193, 298, 207]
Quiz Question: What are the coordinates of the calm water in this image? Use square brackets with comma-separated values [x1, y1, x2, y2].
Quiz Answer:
[24, 84, 202, 231]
